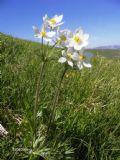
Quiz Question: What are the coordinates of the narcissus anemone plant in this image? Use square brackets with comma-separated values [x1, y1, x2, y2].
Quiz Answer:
[33, 14, 92, 70]
[32, 25, 56, 42]
[32, 15, 93, 157]
[57, 29, 72, 47]
[43, 14, 64, 29]
[58, 48, 76, 67]
[68, 28, 89, 50]
[72, 52, 92, 70]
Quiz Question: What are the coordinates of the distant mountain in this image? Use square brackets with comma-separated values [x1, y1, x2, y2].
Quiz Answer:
[95, 45, 120, 50]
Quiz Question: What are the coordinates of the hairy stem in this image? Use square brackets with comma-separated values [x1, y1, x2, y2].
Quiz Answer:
[33, 37, 45, 139]
[46, 65, 67, 140]
[33, 61, 45, 139]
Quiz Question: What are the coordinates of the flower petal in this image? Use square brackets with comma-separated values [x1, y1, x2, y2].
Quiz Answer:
[68, 39, 75, 48]
[83, 62, 92, 68]
[32, 26, 39, 35]
[77, 62, 83, 70]
[62, 50, 67, 57]
[57, 22, 64, 26]
[68, 60, 73, 67]
[47, 31, 56, 37]
[75, 28, 83, 35]
[43, 14, 48, 21]
[67, 47, 74, 52]
[72, 52, 79, 61]
[83, 34, 89, 40]
[35, 34, 42, 39]
[74, 44, 83, 51]
[58, 57, 66, 63]
[55, 15, 63, 23]
[43, 38, 52, 42]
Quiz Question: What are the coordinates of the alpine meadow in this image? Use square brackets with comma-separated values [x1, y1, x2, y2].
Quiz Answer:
[1, 13, 120, 160]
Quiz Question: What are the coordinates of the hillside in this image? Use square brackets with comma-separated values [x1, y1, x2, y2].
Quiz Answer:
[89, 49, 120, 59]
[95, 45, 120, 50]
[1, 33, 120, 160]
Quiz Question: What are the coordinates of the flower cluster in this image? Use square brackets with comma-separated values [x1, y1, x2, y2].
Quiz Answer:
[33, 14, 92, 70]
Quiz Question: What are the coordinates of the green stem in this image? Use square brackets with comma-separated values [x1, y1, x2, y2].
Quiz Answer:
[33, 37, 45, 140]
[33, 61, 45, 139]
[30, 38, 46, 160]
[46, 65, 67, 140]
[50, 41, 58, 50]
[33, 37, 45, 139]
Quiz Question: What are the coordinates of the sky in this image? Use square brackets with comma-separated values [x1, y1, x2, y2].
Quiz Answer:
[0, 0, 120, 47]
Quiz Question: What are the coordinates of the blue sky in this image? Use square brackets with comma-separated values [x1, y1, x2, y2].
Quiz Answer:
[0, 0, 120, 47]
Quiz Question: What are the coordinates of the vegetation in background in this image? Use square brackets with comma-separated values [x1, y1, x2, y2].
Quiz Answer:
[1, 32, 120, 160]
[89, 49, 120, 59]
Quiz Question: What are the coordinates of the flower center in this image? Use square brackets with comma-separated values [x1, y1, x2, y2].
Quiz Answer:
[74, 36, 81, 44]
[79, 55, 86, 61]
[67, 53, 72, 59]
[41, 31, 46, 37]
[60, 35, 67, 41]
[49, 19, 56, 24]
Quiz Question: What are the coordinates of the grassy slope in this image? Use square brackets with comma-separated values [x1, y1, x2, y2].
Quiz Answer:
[89, 49, 120, 59]
[1, 33, 120, 160]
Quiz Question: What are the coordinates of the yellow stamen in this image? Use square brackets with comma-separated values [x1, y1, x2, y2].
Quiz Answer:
[67, 53, 72, 59]
[41, 31, 46, 37]
[65, 73, 69, 78]
[60, 35, 67, 41]
[49, 19, 56, 24]
[74, 36, 81, 44]
[79, 55, 86, 61]
[65, 72, 75, 78]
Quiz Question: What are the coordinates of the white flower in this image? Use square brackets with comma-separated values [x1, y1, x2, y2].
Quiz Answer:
[58, 48, 75, 67]
[43, 14, 64, 29]
[68, 28, 89, 51]
[32, 25, 56, 42]
[72, 52, 92, 70]
[57, 29, 72, 47]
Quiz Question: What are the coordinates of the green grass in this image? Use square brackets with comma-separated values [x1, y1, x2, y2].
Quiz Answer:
[89, 49, 120, 59]
[1, 33, 120, 160]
